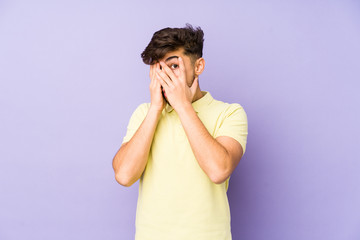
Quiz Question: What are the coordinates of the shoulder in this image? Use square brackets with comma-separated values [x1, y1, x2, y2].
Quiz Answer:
[127, 102, 151, 123]
[209, 97, 247, 120]
[211, 99, 248, 153]
[223, 102, 246, 113]
[132, 102, 151, 115]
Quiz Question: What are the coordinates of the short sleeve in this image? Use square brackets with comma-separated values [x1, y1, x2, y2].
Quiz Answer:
[122, 103, 150, 144]
[215, 103, 248, 155]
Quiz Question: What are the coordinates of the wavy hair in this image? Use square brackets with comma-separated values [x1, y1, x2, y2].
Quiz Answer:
[141, 23, 204, 65]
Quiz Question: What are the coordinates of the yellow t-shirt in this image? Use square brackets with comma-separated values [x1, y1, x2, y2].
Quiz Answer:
[122, 91, 248, 240]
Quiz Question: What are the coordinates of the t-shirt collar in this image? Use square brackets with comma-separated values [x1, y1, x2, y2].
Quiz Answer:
[165, 91, 213, 113]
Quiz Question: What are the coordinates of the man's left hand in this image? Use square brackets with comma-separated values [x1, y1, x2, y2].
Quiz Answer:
[155, 57, 198, 111]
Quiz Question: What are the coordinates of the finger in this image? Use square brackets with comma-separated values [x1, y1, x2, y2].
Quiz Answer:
[155, 67, 162, 88]
[150, 64, 153, 80]
[178, 57, 186, 82]
[153, 67, 163, 93]
[159, 62, 178, 84]
[155, 70, 167, 88]
[153, 63, 158, 76]
[149, 65, 155, 88]
[157, 72, 170, 93]
[156, 67, 174, 88]
[153, 63, 158, 82]
[154, 63, 161, 84]
[156, 62, 161, 72]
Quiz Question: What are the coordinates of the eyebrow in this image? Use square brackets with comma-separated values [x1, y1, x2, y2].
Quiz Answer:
[165, 56, 179, 63]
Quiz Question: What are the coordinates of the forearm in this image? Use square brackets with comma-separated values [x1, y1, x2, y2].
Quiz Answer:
[112, 106, 162, 186]
[176, 103, 230, 183]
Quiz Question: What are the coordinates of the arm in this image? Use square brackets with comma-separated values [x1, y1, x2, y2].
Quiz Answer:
[112, 63, 165, 187]
[112, 106, 162, 187]
[176, 104, 244, 184]
[156, 58, 244, 184]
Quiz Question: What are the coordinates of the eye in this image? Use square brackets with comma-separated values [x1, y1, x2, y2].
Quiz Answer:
[170, 64, 179, 69]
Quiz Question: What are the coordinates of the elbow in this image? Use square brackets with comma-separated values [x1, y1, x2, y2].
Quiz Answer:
[208, 158, 232, 185]
[209, 173, 229, 185]
[114, 172, 134, 187]
[112, 149, 134, 187]
[208, 167, 230, 185]
[208, 148, 238, 184]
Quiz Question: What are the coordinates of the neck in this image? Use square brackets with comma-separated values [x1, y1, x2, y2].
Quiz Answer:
[192, 88, 204, 103]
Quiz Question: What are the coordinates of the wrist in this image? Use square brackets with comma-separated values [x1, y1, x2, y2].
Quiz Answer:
[149, 104, 164, 115]
[174, 101, 193, 115]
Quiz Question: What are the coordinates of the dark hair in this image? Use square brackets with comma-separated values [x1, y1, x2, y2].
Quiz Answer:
[141, 23, 204, 65]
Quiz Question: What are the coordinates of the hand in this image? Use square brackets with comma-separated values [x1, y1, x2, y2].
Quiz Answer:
[149, 63, 165, 112]
[156, 57, 198, 111]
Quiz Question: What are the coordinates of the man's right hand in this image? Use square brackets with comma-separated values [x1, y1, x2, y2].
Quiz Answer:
[149, 63, 165, 112]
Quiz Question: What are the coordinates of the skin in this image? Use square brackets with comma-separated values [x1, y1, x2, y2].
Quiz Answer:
[149, 48, 204, 111]
[112, 48, 244, 186]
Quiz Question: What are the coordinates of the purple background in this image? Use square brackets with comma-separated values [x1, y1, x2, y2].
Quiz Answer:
[1, 1, 359, 239]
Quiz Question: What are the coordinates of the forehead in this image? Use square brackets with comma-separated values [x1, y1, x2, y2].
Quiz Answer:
[160, 49, 185, 62]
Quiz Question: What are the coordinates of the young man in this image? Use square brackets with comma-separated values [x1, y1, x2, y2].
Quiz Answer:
[112, 24, 248, 240]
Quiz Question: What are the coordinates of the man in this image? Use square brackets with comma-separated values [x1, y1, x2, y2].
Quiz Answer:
[112, 24, 248, 240]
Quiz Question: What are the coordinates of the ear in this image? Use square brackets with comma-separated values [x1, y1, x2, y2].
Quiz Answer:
[194, 58, 205, 76]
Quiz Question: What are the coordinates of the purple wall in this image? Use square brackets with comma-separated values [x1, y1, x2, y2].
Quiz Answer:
[1, 1, 359, 239]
